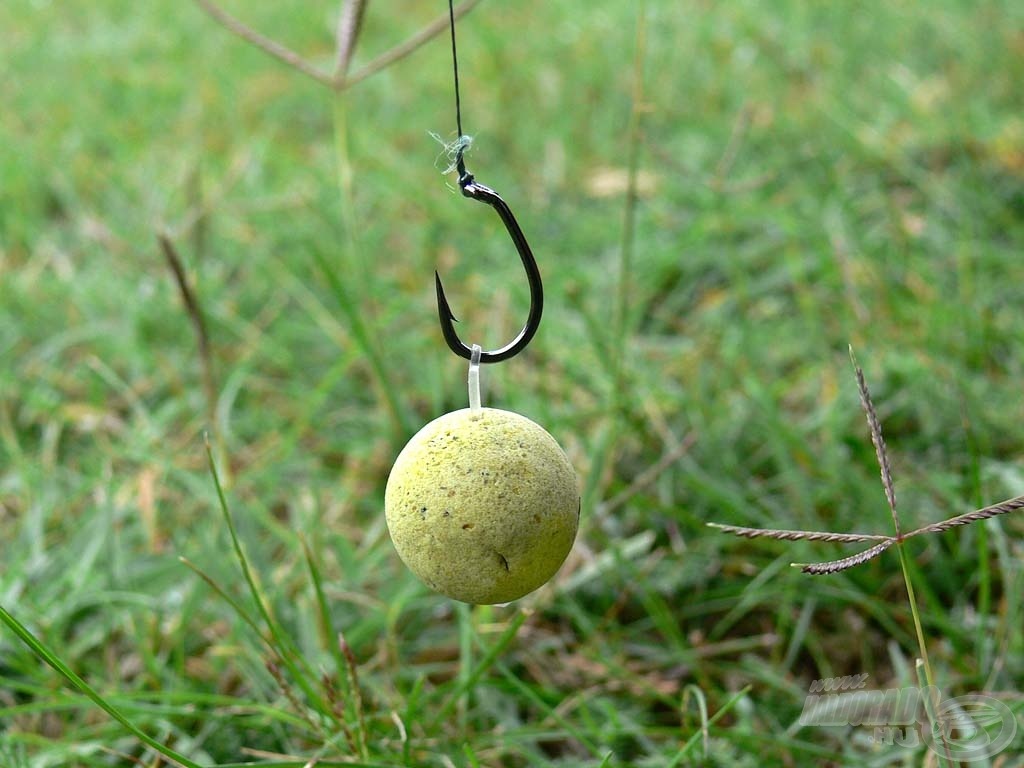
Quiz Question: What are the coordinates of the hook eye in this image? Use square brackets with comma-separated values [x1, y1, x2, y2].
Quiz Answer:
[435, 172, 543, 363]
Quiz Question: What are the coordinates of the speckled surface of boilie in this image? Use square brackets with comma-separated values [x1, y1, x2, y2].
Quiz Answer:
[385, 407, 580, 604]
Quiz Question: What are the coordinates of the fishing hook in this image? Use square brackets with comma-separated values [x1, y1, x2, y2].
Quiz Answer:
[435, 157, 544, 363]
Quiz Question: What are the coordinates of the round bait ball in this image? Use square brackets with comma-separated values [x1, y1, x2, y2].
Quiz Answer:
[385, 407, 579, 604]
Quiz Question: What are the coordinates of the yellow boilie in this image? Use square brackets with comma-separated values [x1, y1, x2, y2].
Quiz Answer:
[385, 408, 579, 604]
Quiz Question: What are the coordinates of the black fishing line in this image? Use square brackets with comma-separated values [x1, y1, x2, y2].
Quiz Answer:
[447, 0, 464, 143]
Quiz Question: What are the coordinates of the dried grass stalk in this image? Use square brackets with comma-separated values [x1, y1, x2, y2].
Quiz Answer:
[706, 523, 890, 544]
[905, 494, 1024, 538]
[795, 540, 894, 575]
[709, 351, 1022, 576]
[850, 346, 899, 532]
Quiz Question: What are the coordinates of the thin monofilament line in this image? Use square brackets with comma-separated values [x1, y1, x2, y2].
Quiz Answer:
[447, 0, 464, 140]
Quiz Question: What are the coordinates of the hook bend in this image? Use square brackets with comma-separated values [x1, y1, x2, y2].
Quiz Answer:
[435, 167, 543, 363]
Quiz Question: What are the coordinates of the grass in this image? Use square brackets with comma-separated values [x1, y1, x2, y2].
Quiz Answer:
[2, 0, 1024, 765]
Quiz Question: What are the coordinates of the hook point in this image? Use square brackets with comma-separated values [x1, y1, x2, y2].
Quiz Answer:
[434, 271, 459, 324]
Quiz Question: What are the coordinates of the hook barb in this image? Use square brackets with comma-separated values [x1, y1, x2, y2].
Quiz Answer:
[435, 168, 543, 363]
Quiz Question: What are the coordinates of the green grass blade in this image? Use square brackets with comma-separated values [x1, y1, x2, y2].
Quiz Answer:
[456, 601, 473, 733]
[680, 684, 710, 761]
[204, 437, 329, 716]
[667, 685, 752, 767]
[492, 659, 602, 757]
[179, 556, 267, 643]
[0, 604, 204, 768]
[435, 609, 528, 723]
[300, 534, 349, 680]
[462, 742, 482, 768]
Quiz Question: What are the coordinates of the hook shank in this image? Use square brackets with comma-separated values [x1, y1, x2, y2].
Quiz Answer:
[435, 165, 543, 363]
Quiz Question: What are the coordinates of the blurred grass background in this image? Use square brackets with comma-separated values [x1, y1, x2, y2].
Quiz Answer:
[1, 0, 1023, 765]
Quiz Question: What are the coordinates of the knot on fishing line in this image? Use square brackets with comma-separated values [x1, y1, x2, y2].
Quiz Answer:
[431, 132, 475, 180]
